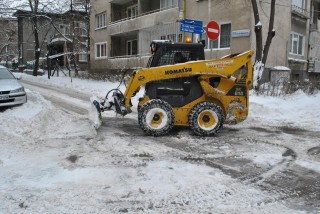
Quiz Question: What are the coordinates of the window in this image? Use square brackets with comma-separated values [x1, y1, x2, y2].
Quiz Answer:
[127, 39, 137, 55]
[127, 5, 138, 19]
[95, 42, 107, 58]
[160, 34, 179, 42]
[178, 34, 183, 42]
[160, 0, 178, 10]
[290, 32, 304, 55]
[77, 22, 87, 36]
[80, 28, 87, 37]
[220, 23, 231, 48]
[157, 49, 203, 66]
[78, 52, 88, 62]
[292, 0, 305, 9]
[59, 24, 70, 35]
[204, 23, 231, 49]
[95, 12, 107, 29]
[167, 34, 176, 42]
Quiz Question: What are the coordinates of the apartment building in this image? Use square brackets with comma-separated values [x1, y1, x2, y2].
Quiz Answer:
[14, 9, 88, 69]
[90, 0, 320, 80]
[90, 0, 183, 72]
[187, 0, 316, 81]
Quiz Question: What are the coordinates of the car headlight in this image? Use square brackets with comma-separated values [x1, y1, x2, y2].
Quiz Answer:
[10, 87, 25, 93]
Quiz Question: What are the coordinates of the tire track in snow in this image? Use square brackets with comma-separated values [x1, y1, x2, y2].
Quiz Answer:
[22, 81, 90, 115]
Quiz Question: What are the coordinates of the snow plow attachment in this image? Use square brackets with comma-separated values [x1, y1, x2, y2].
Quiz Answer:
[88, 96, 102, 129]
[88, 91, 131, 129]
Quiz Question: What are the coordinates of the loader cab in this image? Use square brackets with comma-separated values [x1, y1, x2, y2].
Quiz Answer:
[145, 40, 205, 108]
[147, 40, 205, 68]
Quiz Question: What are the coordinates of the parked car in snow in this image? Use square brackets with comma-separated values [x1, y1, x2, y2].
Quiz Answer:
[0, 65, 27, 107]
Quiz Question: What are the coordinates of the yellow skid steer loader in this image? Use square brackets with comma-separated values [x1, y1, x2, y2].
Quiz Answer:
[90, 40, 254, 136]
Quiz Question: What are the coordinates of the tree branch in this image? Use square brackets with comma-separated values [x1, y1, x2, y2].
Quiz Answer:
[262, 0, 276, 65]
[251, 0, 263, 63]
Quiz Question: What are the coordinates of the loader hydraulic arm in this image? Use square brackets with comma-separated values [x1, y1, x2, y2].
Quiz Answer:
[123, 50, 254, 109]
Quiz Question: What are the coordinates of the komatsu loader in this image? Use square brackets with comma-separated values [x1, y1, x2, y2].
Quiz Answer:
[90, 40, 254, 136]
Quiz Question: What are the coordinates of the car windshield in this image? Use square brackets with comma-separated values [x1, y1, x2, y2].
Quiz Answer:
[0, 67, 15, 79]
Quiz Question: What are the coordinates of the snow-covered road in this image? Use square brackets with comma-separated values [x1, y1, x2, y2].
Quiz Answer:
[22, 79, 90, 114]
[0, 74, 319, 213]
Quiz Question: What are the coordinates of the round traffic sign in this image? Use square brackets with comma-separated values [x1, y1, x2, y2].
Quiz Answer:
[206, 21, 220, 41]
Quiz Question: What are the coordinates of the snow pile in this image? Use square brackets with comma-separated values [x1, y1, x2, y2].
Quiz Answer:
[0, 88, 95, 140]
[248, 90, 320, 131]
[0, 89, 50, 136]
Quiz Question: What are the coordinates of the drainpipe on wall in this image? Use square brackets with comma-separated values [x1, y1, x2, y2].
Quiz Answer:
[306, 0, 313, 74]
[138, 0, 141, 57]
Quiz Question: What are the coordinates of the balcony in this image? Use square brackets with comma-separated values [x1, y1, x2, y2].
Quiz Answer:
[107, 7, 179, 36]
[291, 5, 309, 19]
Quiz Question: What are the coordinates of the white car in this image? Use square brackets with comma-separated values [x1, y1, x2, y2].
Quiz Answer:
[0, 65, 27, 107]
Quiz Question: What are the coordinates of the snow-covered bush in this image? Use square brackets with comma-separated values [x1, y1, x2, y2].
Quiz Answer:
[257, 80, 320, 96]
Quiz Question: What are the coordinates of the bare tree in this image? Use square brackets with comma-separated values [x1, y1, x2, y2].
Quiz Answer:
[0, 18, 18, 63]
[251, 0, 276, 90]
[10, 0, 89, 77]
[69, 0, 90, 77]
[0, 0, 18, 66]
[28, 0, 42, 76]
[0, 0, 14, 9]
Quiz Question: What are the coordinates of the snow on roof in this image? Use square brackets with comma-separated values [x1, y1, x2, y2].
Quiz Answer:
[11, 0, 86, 15]
[49, 37, 72, 44]
[271, 66, 290, 71]
[288, 58, 308, 63]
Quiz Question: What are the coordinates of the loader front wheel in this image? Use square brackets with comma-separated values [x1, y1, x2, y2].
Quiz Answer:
[189, 102, 224, 136]
[138, 99, 174, 136]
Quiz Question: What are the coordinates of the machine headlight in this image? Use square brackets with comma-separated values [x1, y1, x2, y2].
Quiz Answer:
[11, 87, 25, 93]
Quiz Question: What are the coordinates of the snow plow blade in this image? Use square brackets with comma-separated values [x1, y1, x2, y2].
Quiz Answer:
[88, 96, 102, 129]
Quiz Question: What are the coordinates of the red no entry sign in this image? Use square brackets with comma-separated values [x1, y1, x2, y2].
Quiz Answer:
[206, 21, 220, 41]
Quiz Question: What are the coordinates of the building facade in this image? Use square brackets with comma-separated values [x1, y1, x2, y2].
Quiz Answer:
[308, 0, 320, 80]
[0, 17, 18, 67]
[90, 0, 320, 80]
[90, 0, 183, 72]
[14, 9, 89, 70]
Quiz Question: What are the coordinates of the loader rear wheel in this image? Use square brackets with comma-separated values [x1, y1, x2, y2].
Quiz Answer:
[189, 102, 224, 136]
[138, 99, 174, 136]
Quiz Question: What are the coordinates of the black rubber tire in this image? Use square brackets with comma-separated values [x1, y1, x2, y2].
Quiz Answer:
[138, 99, 174, 136]
[188, 102, 224, 136]
[137, 104, 141, 113]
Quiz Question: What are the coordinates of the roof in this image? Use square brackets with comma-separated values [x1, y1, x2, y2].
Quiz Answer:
[0, 17, 17, 21]
[13, 9, 86, 18]
[49, 37, 72, 44]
